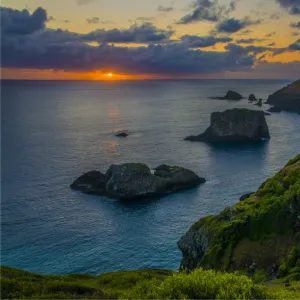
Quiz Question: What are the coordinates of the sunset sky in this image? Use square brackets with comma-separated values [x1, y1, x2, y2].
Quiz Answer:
[1, 0, 300, 80]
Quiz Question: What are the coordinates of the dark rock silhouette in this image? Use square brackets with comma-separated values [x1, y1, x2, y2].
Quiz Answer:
[266, 79, 300, 112]
[254, 98, 263, 106]
[185, 109, 270, 142]
[71, 163, 205, 200]
[116, 132, 129, 137]
[209, 90, 243, 100]
[268, 106, 282, 113]
[248, 94, 257, 101]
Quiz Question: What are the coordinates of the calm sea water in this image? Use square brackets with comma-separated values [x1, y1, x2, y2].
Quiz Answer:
[1, 79, 300, 275]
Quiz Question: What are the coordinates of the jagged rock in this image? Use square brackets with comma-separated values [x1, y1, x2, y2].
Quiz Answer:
[268, 106, 282, 113]
[209, 90, 243, 100]
[71, 163, 205, 200]
[115, 132, 129, 137]
[185, 109, 270, 142]
[248, 94, 257, 101]
[178, 154, 300, 276]
[266, 79, 300, 112]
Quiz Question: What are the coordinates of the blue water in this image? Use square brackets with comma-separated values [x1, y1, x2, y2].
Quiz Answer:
[1, 79, 300, 275]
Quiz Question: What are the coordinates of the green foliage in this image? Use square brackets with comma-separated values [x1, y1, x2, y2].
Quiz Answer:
[186, 154, 300, 272]
[0, 266, 171, 299]
[253, 269, 268, 283]
[267, 282, 300, 299]
[278, 247, 300, 280]
[123, 268, 267, 299]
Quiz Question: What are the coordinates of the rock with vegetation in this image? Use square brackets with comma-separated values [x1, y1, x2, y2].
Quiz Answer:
[178, 154, 300, 282]
[71, 163, 205, 200]
[209, 90, 243, 100]
[185, 109, 270, 142]
[248, 94, 257, 101]
[266, 79, 300, 112]
[239, 192, 254, 201]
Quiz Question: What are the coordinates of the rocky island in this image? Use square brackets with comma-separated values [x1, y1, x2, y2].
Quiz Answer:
[209, 90, 243, 100]
[185, 109, 270, 142]
[266, 79, 300, 112]
[178, 154, 300, 279]
[71, 163, 205, 200]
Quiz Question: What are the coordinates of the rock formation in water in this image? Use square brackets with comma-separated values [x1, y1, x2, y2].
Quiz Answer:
[116, 132, 129, 137]
[185, 109, 270, 142]
[254, 99, 263, 107]
[178, 154, 300, 278]
[209, 90, 243, 100]
[266, 79, 300, 112]
[268, 106, 282, 113]
[71, 163, 205, 200]
[248, 94, 257, 101]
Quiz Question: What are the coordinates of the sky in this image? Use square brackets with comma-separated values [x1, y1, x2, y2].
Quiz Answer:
[1, 0, 300, 80]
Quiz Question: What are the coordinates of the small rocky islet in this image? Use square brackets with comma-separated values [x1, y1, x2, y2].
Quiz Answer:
[185, 108, 270, 142]
[209, 90, 243, 100]
[71, 163, 205, 200]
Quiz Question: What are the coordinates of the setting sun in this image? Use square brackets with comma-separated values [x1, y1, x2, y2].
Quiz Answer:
[107, 73, 113, 77]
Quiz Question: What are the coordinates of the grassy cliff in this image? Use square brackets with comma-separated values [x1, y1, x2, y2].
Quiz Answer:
[179, 154, 300, 280]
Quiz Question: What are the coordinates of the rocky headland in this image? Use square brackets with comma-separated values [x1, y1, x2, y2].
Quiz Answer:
[266, 79, 300, 112]
[71, 163, 205, 200]
[185, 109, 270, 142]
[178, 154, 300, 280]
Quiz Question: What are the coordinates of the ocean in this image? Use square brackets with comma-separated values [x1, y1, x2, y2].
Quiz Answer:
[1, 79, 300, 275]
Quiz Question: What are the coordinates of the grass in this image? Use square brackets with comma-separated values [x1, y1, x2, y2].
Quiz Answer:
[0, 266, 172, 299]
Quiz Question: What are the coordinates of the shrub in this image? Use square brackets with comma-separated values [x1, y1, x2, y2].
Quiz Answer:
[123, 268, 267, 299]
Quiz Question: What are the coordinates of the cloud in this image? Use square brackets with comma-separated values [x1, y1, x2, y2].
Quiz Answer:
[275, 0, 300, 14]
[268, 42, 276, 46]
[157, 5, 174, 12]
[77, 0, 95, 5]
[1, 5, 298, 78]
[290, 21, 300, 28]
[180, 35, 232, 48]
[265, 31, 276, 37]
[178, 0, 237, 24]
[236, 29, 253, 36]
[216, 18, 261, 33]
[288, 38, 300, 50]
[1, 6, 47, 35]
[84, 23, 174, 43]
[270, 12, 281, 19]
[1, 39, 256, 75]
[292, 32, 300, 36]
[136, 17, 155, 21]
[86, 17, 100, 24]
[236, 38, 267, 44]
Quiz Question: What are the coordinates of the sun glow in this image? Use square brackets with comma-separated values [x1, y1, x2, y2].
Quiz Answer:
[107, 73, 113, 77]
